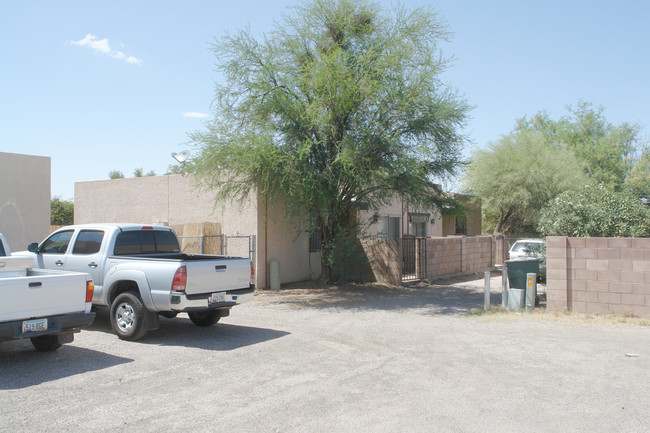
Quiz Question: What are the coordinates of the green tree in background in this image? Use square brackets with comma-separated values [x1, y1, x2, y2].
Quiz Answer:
[626, 145, 650, 200]
[191, 0, 469, 281]
[465, 101, 644, 235]
[133, 168, 157, 177]
[464, 129, 585, 234]
[51, 196, 74, 225]
[538, 184, 650, 237]
[516, 101, 641, 191]
[108, 170, 125, 179]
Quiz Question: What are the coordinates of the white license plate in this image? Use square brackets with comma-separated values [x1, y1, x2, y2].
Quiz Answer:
[22, 318, 48, 333]
[209, 292, 226, 303]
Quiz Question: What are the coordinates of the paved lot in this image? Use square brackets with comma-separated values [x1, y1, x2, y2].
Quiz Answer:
[1, 273, 649, 432]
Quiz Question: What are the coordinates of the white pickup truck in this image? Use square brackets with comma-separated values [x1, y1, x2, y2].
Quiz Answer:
[24, 224, 255, 341]
[0, 233, 95, 351]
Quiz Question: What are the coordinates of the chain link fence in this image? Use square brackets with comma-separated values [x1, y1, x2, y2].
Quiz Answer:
[177, 234, 256, 262]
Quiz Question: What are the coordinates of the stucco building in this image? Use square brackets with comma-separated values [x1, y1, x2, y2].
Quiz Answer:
[0, 152, 51, 251]
[75, 174, 483, 288]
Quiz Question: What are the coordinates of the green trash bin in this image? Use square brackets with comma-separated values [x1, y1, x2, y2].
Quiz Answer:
[505, 258, 540, 299]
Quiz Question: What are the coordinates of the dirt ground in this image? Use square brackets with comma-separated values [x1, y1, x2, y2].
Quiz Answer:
[1, 272, 649, 432]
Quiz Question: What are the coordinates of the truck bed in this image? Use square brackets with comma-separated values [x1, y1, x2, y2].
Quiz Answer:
[0, 269, 91, 323]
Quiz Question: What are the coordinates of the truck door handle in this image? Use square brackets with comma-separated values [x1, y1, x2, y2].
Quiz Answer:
[29, 282, 42, 287]
[88, 262, 98, 268]
[215, 265, 227, 271]
[55, 260, 64, 266]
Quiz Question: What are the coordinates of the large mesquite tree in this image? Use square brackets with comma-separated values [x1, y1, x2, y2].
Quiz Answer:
[191, 0, 469, 280]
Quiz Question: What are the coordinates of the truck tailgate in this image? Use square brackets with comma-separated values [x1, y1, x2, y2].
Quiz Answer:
[184, 258, 251, 295]
[0, 269, 89, 322]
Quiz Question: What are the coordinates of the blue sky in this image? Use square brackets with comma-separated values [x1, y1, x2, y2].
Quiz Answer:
[2, 0, 649, 200]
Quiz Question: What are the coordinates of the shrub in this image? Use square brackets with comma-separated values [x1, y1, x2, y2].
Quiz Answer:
[538, 184, 650, 237]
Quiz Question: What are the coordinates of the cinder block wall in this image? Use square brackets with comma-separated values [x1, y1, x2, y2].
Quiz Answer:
[461, 236, 494, 273]
[424, 235, 498, 279]
[363, 239, 402, 285]
[426, 237, 462, 277]
[547, 236, 650, 317]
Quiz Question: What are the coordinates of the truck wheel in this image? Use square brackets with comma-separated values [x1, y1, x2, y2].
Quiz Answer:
[30, 335, 62, 352]
[110, 291, 148, 341]
[188, 310, 221, 327]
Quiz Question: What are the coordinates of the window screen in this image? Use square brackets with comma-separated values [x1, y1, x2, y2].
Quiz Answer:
[378, 216, 400, 239]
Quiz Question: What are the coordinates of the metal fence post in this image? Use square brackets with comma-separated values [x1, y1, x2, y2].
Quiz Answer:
[484, 271, 491, 311]
[502, 267, 508, 307]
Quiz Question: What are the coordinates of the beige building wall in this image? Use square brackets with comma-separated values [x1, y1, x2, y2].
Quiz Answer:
[255, 193, 321, 289]
[75, 175, 319, 288]
[75, 174, 256, 234]
[0, 152, 51, 251]
[359, 197, 444, 238]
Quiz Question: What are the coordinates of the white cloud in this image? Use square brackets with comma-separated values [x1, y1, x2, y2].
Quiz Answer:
[182, 112, 209, 118]
[70, 34, 142, 65]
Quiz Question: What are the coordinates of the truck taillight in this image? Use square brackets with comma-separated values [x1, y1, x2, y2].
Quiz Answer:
[86, 280, 94, 303]
[250, 261, 255, 285]
[172, 266, 187, 292]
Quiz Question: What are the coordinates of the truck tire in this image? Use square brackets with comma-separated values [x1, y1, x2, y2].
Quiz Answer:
[30, 335, 62, 352]
[188, 310, 221, 327]
[110, 291, 148, 341]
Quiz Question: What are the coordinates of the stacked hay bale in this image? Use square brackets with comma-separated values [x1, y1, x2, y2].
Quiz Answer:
[171, 222, 222, 255]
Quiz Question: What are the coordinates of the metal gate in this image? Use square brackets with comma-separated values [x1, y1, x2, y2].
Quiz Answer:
[402, 237, 427, 281]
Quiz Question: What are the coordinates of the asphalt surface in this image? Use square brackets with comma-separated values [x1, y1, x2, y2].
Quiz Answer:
[1, 273, 649, 433]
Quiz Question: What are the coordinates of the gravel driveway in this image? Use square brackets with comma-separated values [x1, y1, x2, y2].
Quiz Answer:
[1, 273, 649, 432]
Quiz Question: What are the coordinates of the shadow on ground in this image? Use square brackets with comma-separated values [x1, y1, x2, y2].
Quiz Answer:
[255, 271, 547, 316]
[89, 307, 290, 350]
[0, 342, 133, 390]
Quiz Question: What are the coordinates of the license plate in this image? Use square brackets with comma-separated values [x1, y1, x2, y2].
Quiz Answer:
[22, 318, 48, 334]
[209, 292, 226, 303]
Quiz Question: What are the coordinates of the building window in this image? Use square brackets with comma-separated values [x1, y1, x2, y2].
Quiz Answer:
[378, 216, 400, 239]
[408, 213, 429, 237]
[455, 215, 467, 235]
[309, 229, 321, 252]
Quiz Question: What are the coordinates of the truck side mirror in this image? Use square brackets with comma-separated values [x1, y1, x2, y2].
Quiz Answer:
[28, 243, 39, 253]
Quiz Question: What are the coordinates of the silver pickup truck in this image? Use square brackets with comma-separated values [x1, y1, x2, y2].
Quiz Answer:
[25, 224, 255, 341]
[0, 233, 95, 351]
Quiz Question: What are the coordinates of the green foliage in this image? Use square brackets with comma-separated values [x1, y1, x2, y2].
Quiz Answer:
[626, 145, 650, 199]
[51, 196, 74, 225]
[516, 101, 641, 191]
[538, 184, 650, 237]
[108, 170, 125, 179]
[464, 129, 586, 234]
[166, 163, 191, 175]
[192, 0, 469, 280]
[466, 101, 644, 235]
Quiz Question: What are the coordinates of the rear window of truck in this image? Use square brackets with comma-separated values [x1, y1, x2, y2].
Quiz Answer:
[114, 230, 181, 255]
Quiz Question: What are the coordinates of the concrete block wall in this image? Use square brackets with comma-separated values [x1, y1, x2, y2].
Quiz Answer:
[363, 238, 402, 286]
[424, 235, 498, 279]
[426, 237, 462, 277]
[461, 236, 494, 273]
[547, 236, 650, 317]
